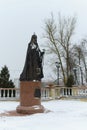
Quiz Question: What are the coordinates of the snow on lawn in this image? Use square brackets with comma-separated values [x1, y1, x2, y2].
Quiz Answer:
[0, 100, 87, 130]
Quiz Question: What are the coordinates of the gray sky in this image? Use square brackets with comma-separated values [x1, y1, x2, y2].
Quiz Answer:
[0, 0, 87, 80]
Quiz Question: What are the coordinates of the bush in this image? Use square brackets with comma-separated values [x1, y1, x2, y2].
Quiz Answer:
[66, 74, 74, 87]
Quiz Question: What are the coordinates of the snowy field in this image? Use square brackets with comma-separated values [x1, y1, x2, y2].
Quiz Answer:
[0, 100, 87, 130]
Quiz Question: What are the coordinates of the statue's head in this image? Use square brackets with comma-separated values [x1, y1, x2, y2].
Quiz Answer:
[31, 33, 37, 43]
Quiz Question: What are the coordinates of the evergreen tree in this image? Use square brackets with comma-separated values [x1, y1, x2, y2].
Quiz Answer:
[0, 65, 15, 88]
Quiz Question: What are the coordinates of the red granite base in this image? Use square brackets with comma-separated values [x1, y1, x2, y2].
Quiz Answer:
[16, 81, 45, 114]
[16, 105, 45, 114]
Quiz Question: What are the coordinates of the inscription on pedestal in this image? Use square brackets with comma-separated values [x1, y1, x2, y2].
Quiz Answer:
[34, 88, 41, 98]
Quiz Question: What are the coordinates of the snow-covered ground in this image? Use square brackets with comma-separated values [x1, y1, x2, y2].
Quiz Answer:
[0, 100, 87, 130]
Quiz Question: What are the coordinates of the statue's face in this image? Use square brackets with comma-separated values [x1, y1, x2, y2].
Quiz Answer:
[32, 37, 37, 43]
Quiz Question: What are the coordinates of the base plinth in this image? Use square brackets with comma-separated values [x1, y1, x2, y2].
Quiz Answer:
[16, 81, 45, 114]
[16, 105, 45, 114]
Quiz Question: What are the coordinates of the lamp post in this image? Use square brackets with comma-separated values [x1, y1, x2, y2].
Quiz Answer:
[73, 67, 77, 85]
[55, 62, 60, 85]
[86, 68, 87, 83]
[76, 65, 83, 85]
[80, 66, 83, 85]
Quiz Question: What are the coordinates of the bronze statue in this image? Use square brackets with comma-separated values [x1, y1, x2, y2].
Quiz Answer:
[20, 34, 45, 81]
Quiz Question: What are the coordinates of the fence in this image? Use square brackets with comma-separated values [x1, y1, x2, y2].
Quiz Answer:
[0, 88, 20, 100]
[0, 86, 87, 101]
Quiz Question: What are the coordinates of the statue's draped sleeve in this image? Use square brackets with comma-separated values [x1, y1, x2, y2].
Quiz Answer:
[20, 43, 30, 81]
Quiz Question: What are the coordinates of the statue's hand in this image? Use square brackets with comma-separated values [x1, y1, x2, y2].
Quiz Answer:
[41, 52, 45, 56]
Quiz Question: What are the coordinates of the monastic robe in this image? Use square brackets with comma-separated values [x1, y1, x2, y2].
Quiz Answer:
[20, 42, 44, 81]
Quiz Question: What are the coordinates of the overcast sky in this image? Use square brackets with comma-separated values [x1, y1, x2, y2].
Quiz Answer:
[0, 0, 87, 80]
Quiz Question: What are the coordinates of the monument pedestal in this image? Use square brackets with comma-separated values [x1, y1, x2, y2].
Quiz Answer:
[16, 81, 45, 114]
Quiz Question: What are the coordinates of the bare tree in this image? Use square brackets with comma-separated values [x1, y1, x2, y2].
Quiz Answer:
[80, 39, 87, 83]
[43, 13, 76, 84]
[72, 38, 87, 84]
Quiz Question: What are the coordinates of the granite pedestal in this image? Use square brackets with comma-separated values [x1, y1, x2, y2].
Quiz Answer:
[16, 81, 44, 114]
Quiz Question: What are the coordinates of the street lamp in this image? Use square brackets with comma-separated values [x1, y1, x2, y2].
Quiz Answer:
[80, 66, 83, 85]
[86, 68, 87, 83]
[55, 62, 60, 85]
[73, 67, 77, 85]
[76, 64, 84, 85]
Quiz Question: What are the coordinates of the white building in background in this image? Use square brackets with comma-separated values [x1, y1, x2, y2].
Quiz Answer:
[14, 78, 20, 88]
